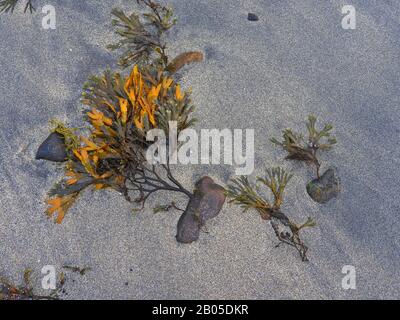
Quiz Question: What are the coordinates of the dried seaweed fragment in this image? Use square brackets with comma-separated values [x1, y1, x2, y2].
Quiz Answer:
[166, 51, 204, 74]
[62, 265, 91, 276]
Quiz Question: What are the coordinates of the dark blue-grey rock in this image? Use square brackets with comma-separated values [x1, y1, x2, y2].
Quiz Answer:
[306, 168, 340, 203]
[176, 176, 226, 243]
[247, 13, 259, 21]
[36, 132, 68, 162]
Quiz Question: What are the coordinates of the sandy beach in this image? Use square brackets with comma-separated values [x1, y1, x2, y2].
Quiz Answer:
[0, 0, 399, 299]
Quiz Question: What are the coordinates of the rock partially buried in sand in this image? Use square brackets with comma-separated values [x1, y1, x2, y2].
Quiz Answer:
[36, 132, 68, 162]
[176, 176, 226, 243]
[306, 168, 340, 203]
[247, 13, 259, 21]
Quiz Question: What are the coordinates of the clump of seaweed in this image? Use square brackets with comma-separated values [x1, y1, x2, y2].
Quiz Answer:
[271, 115, 337, 179]
[271, 115, 340, 203]
[226, 167, 316, 261]
[45, 64, 195, 224]
[0, 0, 35, 13]
[39, 0, 221, 243]
[0, 269, 65, 300]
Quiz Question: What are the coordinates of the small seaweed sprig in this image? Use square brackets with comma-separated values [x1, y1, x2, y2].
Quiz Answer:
[271, 115, 336, 179]
[0, 0, 35, 13]
[108, 1, 203, 73]
[107, 0, 176, 69]
[226, 167, 316, 261]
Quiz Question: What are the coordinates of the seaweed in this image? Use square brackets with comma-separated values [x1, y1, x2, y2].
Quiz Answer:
[226, 167, 316, 261]
[62, 265, 91, 276]
[107, 0, 203, 73]
[107, 0, 176, 69]
[271, 115, 337, 179]
[42, 1, 204, 229]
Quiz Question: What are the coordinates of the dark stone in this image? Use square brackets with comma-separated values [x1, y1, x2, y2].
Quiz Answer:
[176, 176, 226, 243]
[36, 132, 68, 162]
[306, 168, 340, 203]
[175, 193, 202, 243]
[248, 13, 259, 21]
[194, 177, 226, 221]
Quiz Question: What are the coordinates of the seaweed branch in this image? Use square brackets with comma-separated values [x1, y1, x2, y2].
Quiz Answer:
[226, 167, 316, 261]
[108, 0, 176, 69]
[153, 201, 184, 213]
[123, 143, 193, 208]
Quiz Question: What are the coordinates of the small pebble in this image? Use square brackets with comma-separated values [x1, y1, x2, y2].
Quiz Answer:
[248, 13, 259, 21]
[306, 168, 340, 203]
